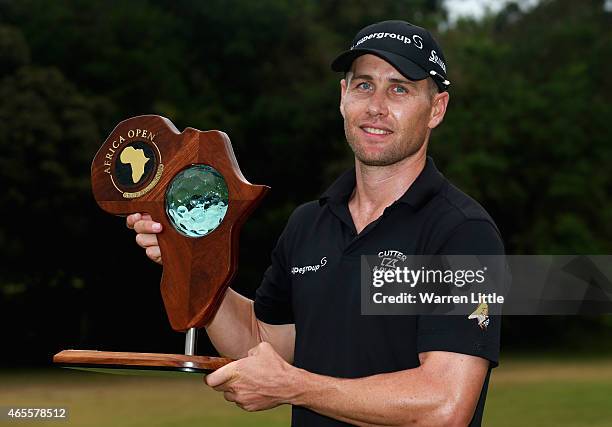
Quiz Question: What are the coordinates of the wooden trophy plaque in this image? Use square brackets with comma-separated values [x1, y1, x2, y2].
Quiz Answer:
[53, 115, 268, 373]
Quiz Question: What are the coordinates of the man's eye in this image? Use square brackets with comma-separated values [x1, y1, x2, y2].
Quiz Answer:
[393, 86, 408, 94]
[357, 82, 372, 90]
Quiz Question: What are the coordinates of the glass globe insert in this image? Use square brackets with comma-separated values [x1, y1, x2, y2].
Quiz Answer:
[165, 165, 229, 238]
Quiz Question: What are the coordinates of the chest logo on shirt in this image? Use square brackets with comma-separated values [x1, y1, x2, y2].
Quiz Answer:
[375, 250, 407, 271]
[291, 257, 328, 275]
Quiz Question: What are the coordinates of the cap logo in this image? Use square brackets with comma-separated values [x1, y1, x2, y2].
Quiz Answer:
[428, 50, 446, 73]
[352, 32, 424, 50]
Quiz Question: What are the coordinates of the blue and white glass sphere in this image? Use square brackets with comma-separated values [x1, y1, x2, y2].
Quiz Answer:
[165, 165, 229, 238]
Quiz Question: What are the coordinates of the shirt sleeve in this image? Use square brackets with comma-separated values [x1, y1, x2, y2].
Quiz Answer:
[253, 214, 295, 325]
[416, 220, 504, 367]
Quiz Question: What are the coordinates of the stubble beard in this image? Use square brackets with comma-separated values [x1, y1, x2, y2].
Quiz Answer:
[344, 121, 427, 167]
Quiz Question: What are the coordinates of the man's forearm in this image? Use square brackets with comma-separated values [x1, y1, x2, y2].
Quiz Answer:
[287, 364, 476, 427]
[205, 288, 260, 359]
[204, 288, 296, 362]
[205, 344, 486, 425]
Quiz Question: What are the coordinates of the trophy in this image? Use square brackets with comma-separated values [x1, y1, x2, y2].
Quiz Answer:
[53, 115, 268, 373]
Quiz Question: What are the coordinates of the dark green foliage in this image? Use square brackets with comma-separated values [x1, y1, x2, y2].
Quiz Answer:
[434, 0, 612, 255]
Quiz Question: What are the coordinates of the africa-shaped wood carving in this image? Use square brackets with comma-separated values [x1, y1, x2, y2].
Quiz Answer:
[53, 115, 268, 372]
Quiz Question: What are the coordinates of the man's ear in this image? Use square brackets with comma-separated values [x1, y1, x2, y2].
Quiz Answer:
[340, 78, 347, 118]
[428, 91, 450, 129]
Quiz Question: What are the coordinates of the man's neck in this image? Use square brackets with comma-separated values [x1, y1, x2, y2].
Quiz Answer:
[351, 151, 427, 212]
[347, 149, 427, 234]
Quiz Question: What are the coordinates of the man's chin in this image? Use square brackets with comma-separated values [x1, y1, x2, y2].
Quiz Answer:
[350, 142, 426, 168]
[355, 154, 399, 167]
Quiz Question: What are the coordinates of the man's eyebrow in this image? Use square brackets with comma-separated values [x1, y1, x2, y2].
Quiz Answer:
[351, 74, 374, 81]
[388, 77, 417, 86]
[352, 74, 417, 86]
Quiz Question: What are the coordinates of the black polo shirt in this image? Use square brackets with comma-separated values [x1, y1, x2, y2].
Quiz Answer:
[254, 156, 504, 427]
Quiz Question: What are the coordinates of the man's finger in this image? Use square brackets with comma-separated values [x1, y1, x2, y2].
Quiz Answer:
[205, 361, 238, 388]
[145, 246, 162, 263]
[135, 233, 159, 248]
[133, 220, 162, 234]
[213, 382, 231, 392]
[223, 391, 237, 403]
[126, 213, 142, 229]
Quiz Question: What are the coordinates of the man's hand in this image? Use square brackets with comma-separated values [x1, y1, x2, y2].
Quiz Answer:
[205, 342, 299, 412]
[126, 213, 163, 264]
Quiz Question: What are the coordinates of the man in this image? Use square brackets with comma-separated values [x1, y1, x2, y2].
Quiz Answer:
[128, 20, 503, 426]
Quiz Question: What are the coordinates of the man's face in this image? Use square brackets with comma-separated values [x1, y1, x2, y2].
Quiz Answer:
[340, 54, 447, 167]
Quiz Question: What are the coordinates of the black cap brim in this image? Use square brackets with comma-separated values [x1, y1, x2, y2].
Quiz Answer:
[331, 48, 429, 82]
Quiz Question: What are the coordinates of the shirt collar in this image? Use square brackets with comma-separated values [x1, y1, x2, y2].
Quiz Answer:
[319, 156, 445, 210]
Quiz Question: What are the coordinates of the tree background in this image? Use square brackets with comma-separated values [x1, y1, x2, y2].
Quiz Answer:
[1, 0, 611, 366]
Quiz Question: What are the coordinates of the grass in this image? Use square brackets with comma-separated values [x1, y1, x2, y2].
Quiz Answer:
[0, 368, 290, 427]
[483, 356, 612, 427]
[1, 355, 611, 426]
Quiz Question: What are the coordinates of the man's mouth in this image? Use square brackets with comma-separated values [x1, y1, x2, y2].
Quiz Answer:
[361, 126, 393, 136]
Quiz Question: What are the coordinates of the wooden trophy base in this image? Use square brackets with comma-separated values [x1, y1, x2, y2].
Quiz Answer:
[53, 350, 233, 374]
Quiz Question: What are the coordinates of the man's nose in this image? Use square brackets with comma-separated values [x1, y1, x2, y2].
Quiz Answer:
[367, 90, 389, 117]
